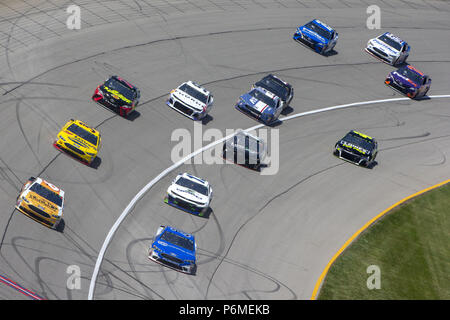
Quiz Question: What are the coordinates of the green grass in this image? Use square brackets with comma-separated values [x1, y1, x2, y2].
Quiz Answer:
[318, 184, 450, 300]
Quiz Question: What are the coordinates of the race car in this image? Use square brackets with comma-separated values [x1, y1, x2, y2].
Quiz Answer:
[54, 119, 101, 166]
[235, 86, 282, 125]
[148, 225, 196, 274]
[385, 65, 431, 99]
[293, 19, 338, 54]
[166, 81, 213, 120]
[92, 75, 140, 117]
[222, 130, 266, 170]
[253, 74, 294, 111]
[334, 130, 378, 167]
[365, 32, 410, 66]
[15, 177, 64, 230]
[164, 173, 212, 216]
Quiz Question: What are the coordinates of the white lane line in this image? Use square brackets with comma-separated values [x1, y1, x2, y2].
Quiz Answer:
[88, 95, 450, 299]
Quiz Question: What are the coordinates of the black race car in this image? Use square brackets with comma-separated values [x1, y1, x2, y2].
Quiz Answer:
[333, 130, 378, 167]
[222, 131, 266, 170]
[92, 75, 140, 117]
[254, 74, 294, 110]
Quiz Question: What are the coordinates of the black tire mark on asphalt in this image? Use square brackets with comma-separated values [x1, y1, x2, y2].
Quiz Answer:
[15, 100, 45, 172]
[0, 156, 22, 191]
[199, 248, 297, 299]
[204, 163, 343, 298]
[380, 133, 450, 153]
[1, 4, 448, 300]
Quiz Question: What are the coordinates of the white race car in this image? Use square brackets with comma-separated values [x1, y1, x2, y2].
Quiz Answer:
[166, 81, 213, 120]
[165, 173, 212, 216]
[365, 32, 410, 66]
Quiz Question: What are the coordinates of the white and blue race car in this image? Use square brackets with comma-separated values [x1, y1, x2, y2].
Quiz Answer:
[365, 32, 410, 66]
[293, 19, 338, 54]
[148, 225, 197, 274]
[235, 87, 282, 125]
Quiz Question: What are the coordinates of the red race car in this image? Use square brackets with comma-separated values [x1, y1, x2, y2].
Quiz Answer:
[92, 75, 140, 117]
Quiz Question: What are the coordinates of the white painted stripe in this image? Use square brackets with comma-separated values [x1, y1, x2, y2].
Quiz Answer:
[88, 95, 450, 299]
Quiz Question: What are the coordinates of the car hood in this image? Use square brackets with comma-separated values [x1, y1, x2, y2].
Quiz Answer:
[173, 89, 205, 111]
[370, 38, 400, 56]
[389, 71, 419, 89]
[240, 93, 274, 114]
[61, 131, 98, 152]
[154, 239, 195, 261]
[23, 190, 61, 217]
[169, 185, 209, 204]
[299, 26, 328, 44]
[338, 140, 371, 156]
[100, 85, 133, 105]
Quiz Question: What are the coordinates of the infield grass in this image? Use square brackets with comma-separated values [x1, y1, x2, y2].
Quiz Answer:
[318, 183, 450, 299]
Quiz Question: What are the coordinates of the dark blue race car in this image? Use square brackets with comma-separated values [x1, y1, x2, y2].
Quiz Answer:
[149, 225, 196, 274]
[293, 19, 338, 54]
[385, 65, 431, 99]
[235, 87, 282, 124]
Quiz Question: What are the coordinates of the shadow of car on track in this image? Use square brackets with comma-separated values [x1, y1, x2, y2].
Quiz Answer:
[126, 110, 141, 121]
[267, 119, 283, 128]
[89, 156, 102, 169]
[201, 114, 214, 125]
[366, 160, 378, 170]
[281, 106, 294, 116]
[55, 219, 65, 233]
[323, 49, 338, 57]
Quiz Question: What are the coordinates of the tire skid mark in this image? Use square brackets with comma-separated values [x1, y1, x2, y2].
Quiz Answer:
[204, 163, 343, 298]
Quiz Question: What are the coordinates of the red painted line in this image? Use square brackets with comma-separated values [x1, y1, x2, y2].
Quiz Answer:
[0, 274, 45, 300]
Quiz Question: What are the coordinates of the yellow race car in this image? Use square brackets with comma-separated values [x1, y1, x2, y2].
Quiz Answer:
[54, 119, 101, 165]
[15, 177, 65, 230]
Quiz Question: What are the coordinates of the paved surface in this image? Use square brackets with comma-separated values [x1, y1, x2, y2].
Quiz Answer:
[0, 0, 449, 299]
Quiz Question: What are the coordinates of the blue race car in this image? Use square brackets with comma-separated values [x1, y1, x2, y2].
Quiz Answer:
[293, 19, 338, 54]
[235, 86, 282, 124]
[148, 225, 197, 274]
[385, 65, 431, 99]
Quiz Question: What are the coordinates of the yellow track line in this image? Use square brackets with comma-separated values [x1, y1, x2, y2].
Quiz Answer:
[310, 178, 450, 300]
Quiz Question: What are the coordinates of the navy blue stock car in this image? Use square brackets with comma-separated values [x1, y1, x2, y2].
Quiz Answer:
[385, 65, 431, 99]
[253, 74, 294, 111]
[293, 19, 338, 54]
[334, 130, 378, 167]
[235, 87, 282, 125]
[149, 225, 197, 274]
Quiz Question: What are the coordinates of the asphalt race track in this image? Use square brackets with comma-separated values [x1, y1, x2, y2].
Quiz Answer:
[0, 0, 449, 300]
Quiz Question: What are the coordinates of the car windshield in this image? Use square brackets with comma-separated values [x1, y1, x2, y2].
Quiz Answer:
[343, 132, 375, 151]
[305, 21, 332, 39]
[160, 230, 194, 251]
[176, 177, 209, 195]
[29, 183, 63, 207]
[378, 34, 402, 51]
[249, 89, 278, 108]
[397, 68, 423, 84]
[179, 83, 208, 103]
[66, 123, 98, 146]
[255, 78, 289, 100]
[104, 78, 136, 100]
